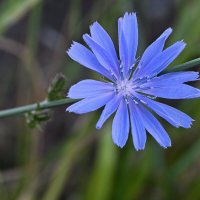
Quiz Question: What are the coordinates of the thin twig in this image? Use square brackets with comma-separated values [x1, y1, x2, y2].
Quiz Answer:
[0, 99, 76, 118]
[165, 57, 200, 72]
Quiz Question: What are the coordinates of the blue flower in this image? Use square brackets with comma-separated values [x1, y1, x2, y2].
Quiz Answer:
[66, 12, 200, 150]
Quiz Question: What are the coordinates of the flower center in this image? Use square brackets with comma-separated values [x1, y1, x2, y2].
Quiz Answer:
[116, 80, 134, 96]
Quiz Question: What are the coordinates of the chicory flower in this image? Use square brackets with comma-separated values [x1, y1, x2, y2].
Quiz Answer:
[66, 12, 200, 150]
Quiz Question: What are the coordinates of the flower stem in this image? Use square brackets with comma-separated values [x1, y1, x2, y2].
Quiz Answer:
[0, 98, 76, 118]
[166, 57, 200, 72]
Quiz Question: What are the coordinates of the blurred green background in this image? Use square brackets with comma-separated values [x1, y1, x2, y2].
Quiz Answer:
[0, 0, 200, 199]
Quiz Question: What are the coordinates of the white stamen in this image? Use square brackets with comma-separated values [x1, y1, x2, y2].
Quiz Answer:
[140, 100, 147, 104]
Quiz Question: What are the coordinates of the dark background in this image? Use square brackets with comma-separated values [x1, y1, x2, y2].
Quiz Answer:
[0, 0, 200, 199]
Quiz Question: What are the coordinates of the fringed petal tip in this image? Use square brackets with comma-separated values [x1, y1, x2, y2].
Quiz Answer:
[182, 119, 193, 129]
[66, 105, 85, 114]
[66, 41, 76, 54]
[187, 88, 200, 98]
[179, 40, 187, 47]
[175, 123, 192, 129]
[162, 142, 172, 149]
[65, 107, 71, 113]
[187, 71, 199, 81]
[170, 40, 187, 54]
[158, 139, 172, 149]
[175, 40, 187, 52]
[66, 104, 79, 113]
[113, 142, 126, 149]
[123, 12, 136, 17]
[135, 146, 145, 151]
[164, 139, 172, 149]
[89, 21, 98, 30]
[65, 107, 80, 114]
[196, 72, 200, 79]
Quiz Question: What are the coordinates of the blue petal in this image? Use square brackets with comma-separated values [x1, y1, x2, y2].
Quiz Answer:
[83, 34, 119, 77]
[118, 19, 130, 77]
[118, 13, 138, 72]
[139, 41, 186, 78]
[138, 104, 171, 148]
[112, 99, 129, 148]
[118, 17, 129, 76]
[96, 94, 122, 129]
[66, 92, 114, 114]
[136, 94, 193, 128]
[129, 101, 146, 151]
[141, 71, 199, 88]
[68, 79, 114, 99]
[134, 28, 172, 78]
[90, 22, 119, 70]
[67, 42, 111, 79]
[141, 84, 200, 99]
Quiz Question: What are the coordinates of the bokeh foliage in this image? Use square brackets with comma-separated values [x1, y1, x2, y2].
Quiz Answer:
[0, 0, 200, 200]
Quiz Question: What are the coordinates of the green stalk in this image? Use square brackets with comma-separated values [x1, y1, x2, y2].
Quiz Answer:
[0, 99, 76, 118]
[165, 57, 200, 72]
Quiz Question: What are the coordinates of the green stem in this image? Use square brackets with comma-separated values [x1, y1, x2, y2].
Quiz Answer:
[165, 57, 200, 72]
[0, 98, 76, 118]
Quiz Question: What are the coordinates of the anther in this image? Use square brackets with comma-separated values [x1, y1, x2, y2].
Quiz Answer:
[120, 69, 124, 80]
[140, 99, 147, 105]
[109, 70, 117, 82]
[125, 97, 129, 104]
[147, 95, 156, 99]
[129, 63, 134, 70]
[130, 95, 139, 104]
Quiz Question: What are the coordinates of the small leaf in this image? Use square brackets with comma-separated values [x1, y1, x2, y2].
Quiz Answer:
[47, 73, 67, 101]
[25, 110, 51, 128]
